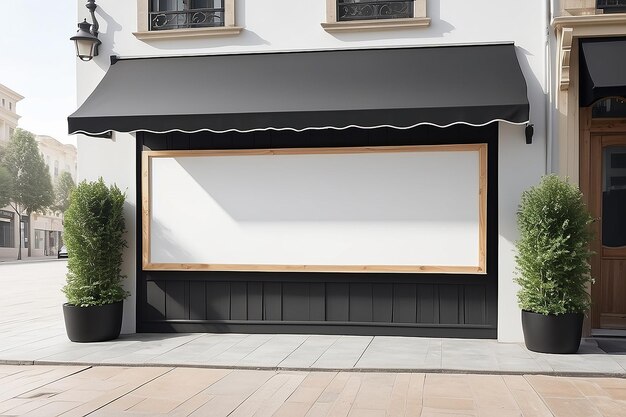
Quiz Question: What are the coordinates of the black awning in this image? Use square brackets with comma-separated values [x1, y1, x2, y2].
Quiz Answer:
[68, 44, 529, 136]
[580, 38, 626, 107]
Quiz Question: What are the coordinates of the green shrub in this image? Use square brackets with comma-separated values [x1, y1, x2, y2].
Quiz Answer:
[515, 175, 594, 315]
[63, 178, 129, 307]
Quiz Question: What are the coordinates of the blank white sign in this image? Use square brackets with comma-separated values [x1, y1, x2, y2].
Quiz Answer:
[145, 146, 485, 273]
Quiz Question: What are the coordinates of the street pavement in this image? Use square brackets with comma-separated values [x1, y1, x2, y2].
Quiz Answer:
[1, 261, 626, 416]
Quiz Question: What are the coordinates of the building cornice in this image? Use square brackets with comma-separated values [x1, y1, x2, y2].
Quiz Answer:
[0, 106, 20, 121]
[553, 13, 626, 91]
[552, 13, 626, 32]
[0, 83, 24, 102]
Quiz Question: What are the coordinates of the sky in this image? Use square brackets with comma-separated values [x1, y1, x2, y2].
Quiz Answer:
[0, 1, 77, 145]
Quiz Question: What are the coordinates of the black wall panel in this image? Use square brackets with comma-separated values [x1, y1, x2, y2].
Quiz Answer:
[136, 124, 499, 338]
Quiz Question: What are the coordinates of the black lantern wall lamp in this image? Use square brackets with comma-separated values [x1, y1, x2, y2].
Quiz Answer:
[71, 0, 101, 61]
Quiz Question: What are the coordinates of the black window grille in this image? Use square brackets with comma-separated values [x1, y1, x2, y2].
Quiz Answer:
[337, 0, 414, 21]
[149, 0, 224, 31]
[597, 0, 626, 13]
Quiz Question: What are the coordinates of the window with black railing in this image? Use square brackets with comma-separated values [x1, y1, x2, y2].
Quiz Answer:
[597, 0, 626, 13]
[150, 0, 224, 31]
[337, 0, 414, 21]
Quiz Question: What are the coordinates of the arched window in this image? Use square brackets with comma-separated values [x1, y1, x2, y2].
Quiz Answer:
[592, 97, 626, 119]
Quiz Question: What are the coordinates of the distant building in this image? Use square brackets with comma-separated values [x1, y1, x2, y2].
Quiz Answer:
[37, 136, 77, 185]
[0, 83, 77, 259]
[0, 83, 23, 144]
[30, 136, 77, 257]
[0, 82, 23, 259]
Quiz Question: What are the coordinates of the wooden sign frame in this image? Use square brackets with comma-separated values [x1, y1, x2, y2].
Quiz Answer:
[142, 144, 487, 274]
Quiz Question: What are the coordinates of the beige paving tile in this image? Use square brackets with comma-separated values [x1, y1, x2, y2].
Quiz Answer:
[477, 409, 522, 417]
[420, 412, 475, 417]
[423, 397, 475, 411]
[286, 372, 336, 404]
[525, 375, 584, 398]
[586, 396, 626, 417]
[406, 373, 425, 416]
[204, 369, 274, 396]
[352, 373, 396, 410]
[167, 391, 216, 417]
[424, 374, 473, 399]
[593, 377, 626, 389]
[58, 367, 173, 417]
[188, 394, 251, 417]
[468, 375, 519, 411]
[3, 398, 52, 416]
[315, 372, 351, 403]
[21, 400, 82, 417]
[603, 387, 626, 400]
[570, 379, 610, 398]
[0, 366, 88, 402]
[304, 402, 334, 417]
[0, 397, 31, 414]
[91, 393, 144, 412]
[542, 397, 603, 417]
[325, 374, 362, 417]
[347, 408, 386, 417]
[502, 375, 553, 417]
[128, 397, 183, 413]
[229, 372, 306, 417]
[131, 367, 230, 402]
[273, 401, 315, 417]
[387, 373, 411, 417]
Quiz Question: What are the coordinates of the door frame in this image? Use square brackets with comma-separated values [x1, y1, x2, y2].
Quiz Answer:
[579, 107, 626, 333]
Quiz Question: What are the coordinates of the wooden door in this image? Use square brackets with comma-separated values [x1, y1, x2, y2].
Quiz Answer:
[590, 135, 626, 330]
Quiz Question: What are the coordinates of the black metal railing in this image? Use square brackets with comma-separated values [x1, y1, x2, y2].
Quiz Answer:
[597, 0, 626, 13]
[149, 7, 225, 30]
[337, 0, 414, 21]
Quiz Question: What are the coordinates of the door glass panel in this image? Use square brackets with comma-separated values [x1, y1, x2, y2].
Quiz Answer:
[592, 97, 626, 118]
[602, 145, 626, 247]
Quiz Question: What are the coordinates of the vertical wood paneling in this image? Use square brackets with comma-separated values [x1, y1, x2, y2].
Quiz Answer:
[600, 259, 626, 329]
[464, 285, 486, 325]
[165, 280, 187, 320]
[247, 282, 263, 320]
[417, 284, 437, 324]
[309, 283, 326, 321]
[145, 280, 166, 321]
[326, 283, 349, 321]
[393, 284, 416, 323]
[350, 283, 373, 322]
[230, 282, 247, 320]
[372, 284, 393, 323]
[263, 282, 282, 321]
[189, 281, 206, 320]
[283, 283, 310, 321]
[206, 282, 230, 320]
[439, 285, 460, 324]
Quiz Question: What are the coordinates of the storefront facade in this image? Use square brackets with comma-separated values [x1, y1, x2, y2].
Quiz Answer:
[72, 0, 550, 342]
[553, 0, 626, 336]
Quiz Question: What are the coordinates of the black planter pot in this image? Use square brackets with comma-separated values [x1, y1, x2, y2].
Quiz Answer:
[521, 310, 584, 354]
[63, 301, 123, 342]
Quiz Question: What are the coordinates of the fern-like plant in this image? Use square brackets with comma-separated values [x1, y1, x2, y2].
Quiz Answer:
[515, 175, 594, 315]
[62, 178, 129, 307]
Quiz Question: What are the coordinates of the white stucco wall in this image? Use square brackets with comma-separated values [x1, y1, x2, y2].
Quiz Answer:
[76, 0, 549, 340]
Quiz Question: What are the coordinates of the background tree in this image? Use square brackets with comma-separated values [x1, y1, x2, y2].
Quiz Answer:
[0, 164, 13, 207]
[3, 129, 54, 259]
[54, 171, 76, 216]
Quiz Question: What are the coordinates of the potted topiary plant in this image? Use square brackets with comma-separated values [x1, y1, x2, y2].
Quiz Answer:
[62, 178, 129, 342]
[515, 174, 594, 354]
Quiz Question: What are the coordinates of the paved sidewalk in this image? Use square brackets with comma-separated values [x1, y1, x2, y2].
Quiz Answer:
[0, 255, 59, 264]
[1, 365, 626, 416]
[2, 260, 626, 376]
